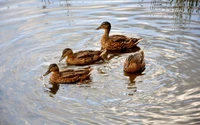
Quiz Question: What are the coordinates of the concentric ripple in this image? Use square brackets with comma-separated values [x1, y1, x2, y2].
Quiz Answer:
[0, 0, 200, 124]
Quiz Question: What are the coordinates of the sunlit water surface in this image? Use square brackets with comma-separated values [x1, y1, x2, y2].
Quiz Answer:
[0, 0, 200, 124]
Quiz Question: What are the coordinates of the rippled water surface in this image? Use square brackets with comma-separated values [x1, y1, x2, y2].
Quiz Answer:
[1, 0, 200, 124]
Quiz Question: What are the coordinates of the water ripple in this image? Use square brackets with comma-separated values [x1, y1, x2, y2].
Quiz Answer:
[0, 0, 200, 124]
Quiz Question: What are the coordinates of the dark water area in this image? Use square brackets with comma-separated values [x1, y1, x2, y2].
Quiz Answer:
[0, 0, 200, 124]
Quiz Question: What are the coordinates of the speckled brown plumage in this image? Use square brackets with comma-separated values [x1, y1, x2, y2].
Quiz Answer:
[96, 21, 142, 51]
[124, 50, 145, 73]
[43, 64, 92, 84]
[59, 48, 103, 65]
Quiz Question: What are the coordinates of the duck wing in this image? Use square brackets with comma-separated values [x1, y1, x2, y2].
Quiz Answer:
[130, 53, 144, 64]
[75, 50, 101, 58]
[110, 35, 141, 43]
[60, 68, 91, 78]
[60, 70, 76, 78]
[110, 35, 130, 43]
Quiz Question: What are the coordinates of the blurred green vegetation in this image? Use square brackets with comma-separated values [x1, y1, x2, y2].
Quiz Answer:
[170, 0, 199, 22]
[151, 0, 200, 23]
[170, 0, 199, 7]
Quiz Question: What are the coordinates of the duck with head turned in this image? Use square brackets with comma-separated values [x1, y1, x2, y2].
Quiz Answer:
[43, 63, 92, 84]
[124, 50, 145, 73]
[96, 21, 142, 55]
[59, 48, 104, 65]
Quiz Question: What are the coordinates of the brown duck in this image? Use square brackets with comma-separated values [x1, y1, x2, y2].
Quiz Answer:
[43, 63, 92, 84]
[59, 48, 103, 65]
[124, 50, 145, 73]
[96, 21, 142, 55]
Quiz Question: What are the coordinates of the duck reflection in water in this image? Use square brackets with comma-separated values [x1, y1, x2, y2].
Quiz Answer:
[124, 71, 145, 93]
[45, 84, 60, 96]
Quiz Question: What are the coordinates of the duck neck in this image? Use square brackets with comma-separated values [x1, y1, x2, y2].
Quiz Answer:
[67, 52, 74, 58]
[101, 28, 110, 45]
[68, 54, 74, 58]
[51, 70, 60, 79]
[103, 28, 110, 39]
[53, 70, 60, 74]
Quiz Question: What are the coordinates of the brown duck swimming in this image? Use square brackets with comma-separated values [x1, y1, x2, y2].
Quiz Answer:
[124, 50, 145, 73]
[43, 63, 92, 84]
[59, 48, 104, 65]
[96, 21, 142, 55]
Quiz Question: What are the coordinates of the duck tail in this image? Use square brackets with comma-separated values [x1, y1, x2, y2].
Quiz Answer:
[83, 66, 93, 73]
[133, 37, 142, 45]
[82, 66, 91, 70]
[84, 68, 93, 78]
[89, 67, 93, 74]
[137, 38, 143, 41]
[100, 49, 107, 57]
[88, 70, 93, 76]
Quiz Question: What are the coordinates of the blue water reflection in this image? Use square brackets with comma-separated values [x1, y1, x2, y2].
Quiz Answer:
[0, 0, 200, 124]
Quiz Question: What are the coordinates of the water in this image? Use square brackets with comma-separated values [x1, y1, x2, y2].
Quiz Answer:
[0, 0, 200, 124]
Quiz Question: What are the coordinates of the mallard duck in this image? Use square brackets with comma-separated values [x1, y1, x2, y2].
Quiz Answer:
[96, 21, 142, 55]
[43, 63, 93, 84]
[59, 48, 104, 65]
[124, 50, 145, 73]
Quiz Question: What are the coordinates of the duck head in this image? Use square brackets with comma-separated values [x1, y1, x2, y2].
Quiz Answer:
[96, 21, 111, 30]
[59, 48, 73, 62]
[43, 63, 59, 76]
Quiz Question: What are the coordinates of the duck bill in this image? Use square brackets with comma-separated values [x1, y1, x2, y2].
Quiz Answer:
[59, 55, 64, 62]
[43, 69, 51, 76]
[95, 26, 101, 30]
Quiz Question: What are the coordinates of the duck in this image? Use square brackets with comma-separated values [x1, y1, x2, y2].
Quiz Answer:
[43, 63, 93, 84]
[124, 50, 145, 73]
[59, 48, 104, 65]
[96, 21, 142, 55]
